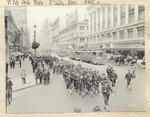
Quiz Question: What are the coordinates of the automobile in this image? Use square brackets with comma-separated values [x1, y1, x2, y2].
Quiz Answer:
[112, 54, 122, 59]
[138, 60, 145, 69]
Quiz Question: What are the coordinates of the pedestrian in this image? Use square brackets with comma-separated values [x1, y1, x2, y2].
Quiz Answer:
[43, 69, 47, 85]
[12, 58, 15, 69]
[46, 69, 50, 84]
[20, 69, 26, 84]
[101, 78, 113, 112]
[19, 57, 22, 68]
[6, 77, 13, 105]
[10, 58, 12, 69]
[34, 68, 39, 84]
[125, 70, 133, 90]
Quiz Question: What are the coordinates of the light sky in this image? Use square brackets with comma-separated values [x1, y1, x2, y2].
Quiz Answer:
[27, 5, 88, 43]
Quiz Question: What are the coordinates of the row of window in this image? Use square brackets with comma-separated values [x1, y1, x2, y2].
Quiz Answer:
[90, 5, 145, 33]
[88, 26, 144, 42]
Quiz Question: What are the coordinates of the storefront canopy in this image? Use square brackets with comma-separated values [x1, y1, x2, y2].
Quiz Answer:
[104, 47, 145, 51]
[10, 51, 23, 57]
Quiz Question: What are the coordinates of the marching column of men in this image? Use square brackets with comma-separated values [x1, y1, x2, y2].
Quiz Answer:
[29, 56, 51, 85]
[28, 55, 135, 112]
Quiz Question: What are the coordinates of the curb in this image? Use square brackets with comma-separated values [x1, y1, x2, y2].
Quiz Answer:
[13, 84, 42, 93]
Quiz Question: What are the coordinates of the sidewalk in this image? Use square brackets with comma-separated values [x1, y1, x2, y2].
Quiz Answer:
[8, 58, 37, 92]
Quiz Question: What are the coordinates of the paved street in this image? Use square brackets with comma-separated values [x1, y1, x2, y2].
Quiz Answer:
[7, 55, 145, 113]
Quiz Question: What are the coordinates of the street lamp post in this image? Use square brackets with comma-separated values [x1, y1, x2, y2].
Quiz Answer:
[33, 23, 36, 58]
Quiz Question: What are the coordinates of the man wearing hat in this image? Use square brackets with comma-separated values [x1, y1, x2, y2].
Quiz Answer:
[43, 69, 47, 85]
[34, 68, 39, 84]
[101, 73, 113, 112]
[20, 69, 26, 84]
[125, 70, 133, 90]
[106, 66, 111, 79]
[101, 73, 110, 85]
[39, 68, 44, 84]
[109, 70, 118, 92]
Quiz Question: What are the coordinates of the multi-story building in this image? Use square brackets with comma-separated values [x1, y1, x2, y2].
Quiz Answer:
[5, 9, 28, 65]
[9, 6, 28, 32]
[58, 8, 88, 50]
[59, 19, 88, 50]
[51, 17, 63, 50]
[39, 18, 52, 50]
[5, 10, 15, 53]
[6, 6, 29, 52]
[87, 4, 145, 57]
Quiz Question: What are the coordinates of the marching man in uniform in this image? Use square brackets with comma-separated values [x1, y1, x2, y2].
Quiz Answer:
[110, 70, 118, 92]
[125, 70, 133, 90]
[101, 73, 113, 112]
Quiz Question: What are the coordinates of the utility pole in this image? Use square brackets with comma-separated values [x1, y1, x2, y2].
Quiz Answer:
[33, 22, 36, 58]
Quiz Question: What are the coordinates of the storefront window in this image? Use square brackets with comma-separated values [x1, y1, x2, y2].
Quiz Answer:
[137, 26, 145, 38]
[128, 28, 134, 39]
[120, 30, 125, 39]
[113, 32, 117, 40]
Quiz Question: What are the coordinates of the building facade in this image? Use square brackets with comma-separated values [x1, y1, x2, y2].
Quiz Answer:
[59, 19, 88, 50]
[51, 17, 62, 51]
[87, 4, 145, 57]
[6, 6, 30, 52]
[56, 8, 88, 50]
[39, 18, 52, 51]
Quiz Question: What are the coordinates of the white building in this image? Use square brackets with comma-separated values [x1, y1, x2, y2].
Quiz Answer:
[58, 8, 88, 50]
[51, 17, 65, 50]
[87, 4, 145, 57]
[39, 18, 52, 51]
[59, 19, 88, 49]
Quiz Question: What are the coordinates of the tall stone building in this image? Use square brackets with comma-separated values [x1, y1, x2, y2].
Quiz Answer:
[6, 6, 30, 52]
[87, 4, 145, 57]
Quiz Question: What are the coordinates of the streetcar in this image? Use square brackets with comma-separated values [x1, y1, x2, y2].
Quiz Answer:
[69, 50, 106, 65]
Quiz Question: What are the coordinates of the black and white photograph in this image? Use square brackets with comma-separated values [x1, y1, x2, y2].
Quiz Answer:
[5, 4, 145, 113]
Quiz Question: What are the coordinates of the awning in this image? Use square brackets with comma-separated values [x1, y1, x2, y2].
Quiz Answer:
[104, 47, 145, 51]
[10, 51, 24, 57]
